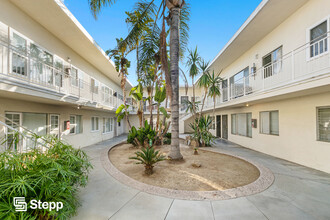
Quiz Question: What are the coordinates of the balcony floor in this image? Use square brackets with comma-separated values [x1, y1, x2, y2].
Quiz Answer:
[72, 135, 330, 220]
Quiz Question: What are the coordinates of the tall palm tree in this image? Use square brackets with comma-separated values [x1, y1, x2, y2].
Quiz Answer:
[197, 59, 210, 127]
[186, 47, 201, 120]
[88, 0, 189, 160]
[207, 71, 222, 125]
[106, 38, 134, 129]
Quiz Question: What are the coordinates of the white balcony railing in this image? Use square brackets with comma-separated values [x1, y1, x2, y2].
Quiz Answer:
[204, 33, 330, 109]
[0, 39, 123, 110]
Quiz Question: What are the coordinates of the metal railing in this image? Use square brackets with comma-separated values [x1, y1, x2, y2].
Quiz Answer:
[204, 33, 330, 108]
[0, 39, 123, 110]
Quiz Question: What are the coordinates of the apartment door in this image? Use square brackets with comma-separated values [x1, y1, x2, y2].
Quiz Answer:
[222, 115, 228, 139]
[216, 115, 221, 137]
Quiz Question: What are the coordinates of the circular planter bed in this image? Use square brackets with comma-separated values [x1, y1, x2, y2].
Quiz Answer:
[102, 142, 274, 200]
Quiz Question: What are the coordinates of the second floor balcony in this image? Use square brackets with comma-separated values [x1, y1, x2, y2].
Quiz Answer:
[0, 38, 124, 110]
[205, 33, 330, 109]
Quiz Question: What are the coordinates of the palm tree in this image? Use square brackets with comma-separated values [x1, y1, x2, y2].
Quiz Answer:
[88, 0, 189, 160]
[186, 47, 201, 120]
[207, 71, 222, 125]
[106, 38, 134, 129]
[197, 59, 210, 123]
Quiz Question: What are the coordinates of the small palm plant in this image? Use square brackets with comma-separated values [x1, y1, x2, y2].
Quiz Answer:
[129, 147, 166, 175]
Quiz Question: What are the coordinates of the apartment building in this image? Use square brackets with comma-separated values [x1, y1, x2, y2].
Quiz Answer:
[0, 0, 130, 150]
[182, 0, 330, 173]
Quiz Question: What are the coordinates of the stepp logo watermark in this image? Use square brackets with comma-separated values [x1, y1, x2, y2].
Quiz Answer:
[13, 197, 63, 212]
[13, 197, 27, 212]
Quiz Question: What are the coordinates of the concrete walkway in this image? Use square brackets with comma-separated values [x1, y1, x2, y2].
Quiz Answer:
[72, 135, 330, 220]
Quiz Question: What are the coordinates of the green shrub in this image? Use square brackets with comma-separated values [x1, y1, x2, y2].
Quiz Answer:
[129, 147, 166, 175]
[0, 135, 92, 219]
[163, 132, 171, 145]
[127, 121, 156, 147]
[189, 116, 215, 147]
[127, 126, 138, 145]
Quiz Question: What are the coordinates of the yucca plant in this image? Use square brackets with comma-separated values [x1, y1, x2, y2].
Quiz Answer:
[129, 147, 166, 175]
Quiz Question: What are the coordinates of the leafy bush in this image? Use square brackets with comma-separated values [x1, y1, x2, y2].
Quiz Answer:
[0, 135, 92, 219]
[189, 115, 215, 147]
[127, 121, 156, 147]
[129, 147, 166, 175]
[163, 133, 171, 145]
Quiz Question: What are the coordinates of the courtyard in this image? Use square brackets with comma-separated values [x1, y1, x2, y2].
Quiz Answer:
[73, 135, 330, 220]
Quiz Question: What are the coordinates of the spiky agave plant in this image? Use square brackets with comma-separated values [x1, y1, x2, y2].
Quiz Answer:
[129, 147, 166, 175]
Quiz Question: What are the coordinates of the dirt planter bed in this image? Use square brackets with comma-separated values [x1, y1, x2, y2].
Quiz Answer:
[101, 142, 274, 201]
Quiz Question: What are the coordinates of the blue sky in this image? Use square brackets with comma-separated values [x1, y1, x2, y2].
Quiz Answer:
[64, 0, 262, 86]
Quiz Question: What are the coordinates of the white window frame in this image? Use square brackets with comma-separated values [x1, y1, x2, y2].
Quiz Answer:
[317, 107, 330, 143]
[4, 112, 22, 150]
[231, 113, 252, 138]
[9, 29, 28, 77]
[69, 115, 76, 134]
[306, 16, 330, 61]
[91, 116, 99, 132]
[259, 111, 279, 136]
[49, 114, 60, 137]
[70, 66, 79, 87]
[91, 77, 99, 94]
[54, 56, 64, 88]
[102, 117, 111, 134]
[262, 46, 283, 79]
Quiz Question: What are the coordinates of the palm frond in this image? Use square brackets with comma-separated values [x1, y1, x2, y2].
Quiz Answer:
[89, 0, 117, 19]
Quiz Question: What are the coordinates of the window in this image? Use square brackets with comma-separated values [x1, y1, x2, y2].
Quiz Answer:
[71, 67, 79, 87]
[262, 47, 282, 78]
[102, 86, 111, 104]
[222, 79, 228, 102]
[44, 51, 54, 85]
[30, 43, 43, 80]
[260, 111, 279, 135]
[230, 67, 249, 98]
[78, 70, 84, 89]
[49, 114, 59, 137]
[91, 78, 99, 94]
[181, 96, 189, 111]
[70, 115, 82, 134]
[231, 113, 252, 137]
[91, 117, 99, 131]
[110, 118, 114, 131]
[54, 57, 63, 87]
[310, 21, 328, 58]
[103, 117, 111, 133]
[5, 113, 21, 150]
[317, 107, 330, 142]
[12, 33, 27, 76]
[209, 116, 215, 130]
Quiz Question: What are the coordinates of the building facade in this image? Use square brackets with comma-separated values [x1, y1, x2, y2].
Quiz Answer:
[0, 0, 130, 150]
[183, 0, 330, 173]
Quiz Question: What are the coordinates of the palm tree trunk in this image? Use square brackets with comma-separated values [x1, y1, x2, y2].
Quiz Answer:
[168, 7, 183, 160]
[192, 76, 196, 118]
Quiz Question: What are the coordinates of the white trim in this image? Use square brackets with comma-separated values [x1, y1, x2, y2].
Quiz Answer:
[91, 116, 100, 132]
[49, 114, 60, 137]
[306, 16, 330, 61]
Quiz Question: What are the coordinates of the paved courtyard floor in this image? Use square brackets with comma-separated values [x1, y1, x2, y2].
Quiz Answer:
[73, 135, 330, 220]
